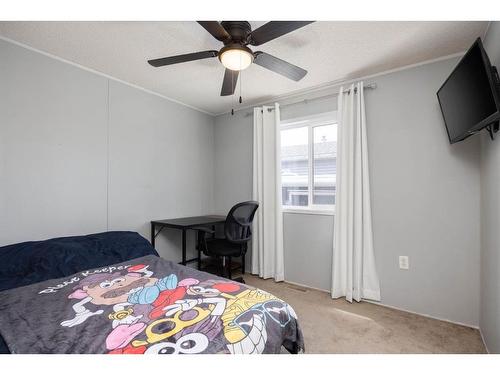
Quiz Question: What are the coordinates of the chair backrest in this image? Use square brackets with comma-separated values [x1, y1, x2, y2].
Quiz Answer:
[224, 201, 259, 243]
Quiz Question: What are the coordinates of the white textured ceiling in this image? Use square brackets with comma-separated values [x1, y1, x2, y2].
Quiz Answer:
[0, 21, 489, 115]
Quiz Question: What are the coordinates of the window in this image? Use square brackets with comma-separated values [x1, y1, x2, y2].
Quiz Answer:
[280, 113, 337, 211]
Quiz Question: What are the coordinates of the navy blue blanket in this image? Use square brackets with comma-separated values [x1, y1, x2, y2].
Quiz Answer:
[0, 231, 159, 353]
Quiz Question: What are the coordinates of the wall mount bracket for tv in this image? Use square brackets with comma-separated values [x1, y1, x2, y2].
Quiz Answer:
[486, 121, 499, 140]
[488, 66, 500, 141]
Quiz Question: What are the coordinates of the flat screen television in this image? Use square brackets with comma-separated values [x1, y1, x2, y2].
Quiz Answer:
[437, 38, 500, 144]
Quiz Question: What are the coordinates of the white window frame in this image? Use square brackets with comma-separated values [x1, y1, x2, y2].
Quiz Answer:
[280, 111, 337, 215]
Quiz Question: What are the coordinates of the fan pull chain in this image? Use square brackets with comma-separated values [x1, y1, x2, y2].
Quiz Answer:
[231, 70, 235, 116]
[239, 70, 243, 104]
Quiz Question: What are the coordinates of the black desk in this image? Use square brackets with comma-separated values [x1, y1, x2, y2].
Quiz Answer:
[151, 215, 226, 268]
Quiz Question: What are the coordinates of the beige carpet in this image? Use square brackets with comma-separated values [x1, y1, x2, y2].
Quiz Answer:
[244, 275, 486, 354]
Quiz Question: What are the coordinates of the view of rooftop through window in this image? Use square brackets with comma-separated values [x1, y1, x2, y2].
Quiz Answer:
[313, 124, 337, 205]
[281, 127, 309, 206]
[280, 117, 337, 209]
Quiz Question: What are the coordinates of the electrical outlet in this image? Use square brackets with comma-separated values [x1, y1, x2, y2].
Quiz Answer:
[399, 256, 409, 270]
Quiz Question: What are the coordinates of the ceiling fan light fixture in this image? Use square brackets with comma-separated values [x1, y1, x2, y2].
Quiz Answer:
[148, 21, 313, 97]
[219, 45, 253, 71]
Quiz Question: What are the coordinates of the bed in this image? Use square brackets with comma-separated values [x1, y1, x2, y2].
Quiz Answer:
[0, 231, 303, 354]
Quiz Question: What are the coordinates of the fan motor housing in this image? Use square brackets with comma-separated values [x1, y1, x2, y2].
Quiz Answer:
[221, 21, 252, 43]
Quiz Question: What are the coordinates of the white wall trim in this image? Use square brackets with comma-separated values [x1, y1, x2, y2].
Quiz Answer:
[216, 51, 466, 116]
[105, 79, 110, 231]
[1, 34, 467, 119]
[283, 208, 335, 216]
[365, 300, 480, 330]
[0, 35, 215, 116]
[280, 111, 338, 127]
[483, 21, 492, 43]
[274, 277, 482, 331]
[479, 327, 491, 354]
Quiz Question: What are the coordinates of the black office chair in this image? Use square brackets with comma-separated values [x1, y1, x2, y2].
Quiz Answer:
[195, 201, 259, 283]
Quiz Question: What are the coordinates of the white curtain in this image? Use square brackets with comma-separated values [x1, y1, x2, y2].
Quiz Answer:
[252, 103, 285, 281]
[332, 82, 381, 302]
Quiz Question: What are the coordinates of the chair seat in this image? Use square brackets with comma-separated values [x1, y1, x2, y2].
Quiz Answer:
[205, 238, 243, 257]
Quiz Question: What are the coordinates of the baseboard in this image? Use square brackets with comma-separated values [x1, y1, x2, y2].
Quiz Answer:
[253, 276, 482, 332]
[479, 327, 490, 353]
[365, 300, 480, 330]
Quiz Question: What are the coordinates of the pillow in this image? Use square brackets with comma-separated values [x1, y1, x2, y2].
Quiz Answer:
[0, 231, 159, 292]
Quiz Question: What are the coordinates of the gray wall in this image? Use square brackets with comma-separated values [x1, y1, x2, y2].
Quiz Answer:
[1, 34, 489, 331]
[0, 39, 109, 243]
[0, 39, 215, 264]
[107, 80, 215, 263]
[214, 110, 253, 214]
[283, 212, 333, 291]
[214, 56, 482, 326]
[366, 58, 480, 327]
[480, 21, 500, 353]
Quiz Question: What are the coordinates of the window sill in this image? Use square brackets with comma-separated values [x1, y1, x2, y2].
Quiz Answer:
[282, 207, 335, 216]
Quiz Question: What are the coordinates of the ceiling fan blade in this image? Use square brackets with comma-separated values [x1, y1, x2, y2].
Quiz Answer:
[249, 21, 314, 46]
[253, 52, 307, 81]
[148, 50, 218, 67]
[221, 69, 239, 96]
[197, 21, 231, 42]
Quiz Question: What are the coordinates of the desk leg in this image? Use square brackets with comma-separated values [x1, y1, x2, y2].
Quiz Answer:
[197, 231, 202, 270]
[151, 223, 155, 248]
[181, 229, 187, 265]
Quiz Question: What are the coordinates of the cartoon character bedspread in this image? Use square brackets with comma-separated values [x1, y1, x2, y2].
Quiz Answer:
[0, 255, 304, 354]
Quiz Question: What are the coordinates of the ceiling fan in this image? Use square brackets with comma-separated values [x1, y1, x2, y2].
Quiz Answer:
[148, 21, 314, 96]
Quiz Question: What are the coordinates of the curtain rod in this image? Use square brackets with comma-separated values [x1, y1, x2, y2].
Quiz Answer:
[243, 82, 377, 117]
